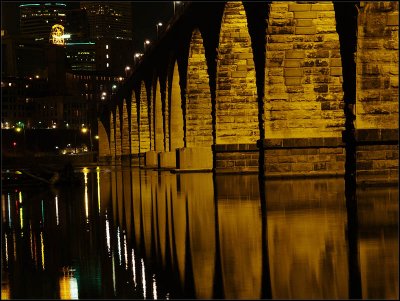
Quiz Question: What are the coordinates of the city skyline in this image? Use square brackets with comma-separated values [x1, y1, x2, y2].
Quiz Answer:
[1, 1, 175, 52]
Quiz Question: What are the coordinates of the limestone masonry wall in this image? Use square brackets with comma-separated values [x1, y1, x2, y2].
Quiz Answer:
[139, 82, 150, 153]
[130, 92, 140, 154]
[115, 109, 122, 157]
[186, 28, 213, 148]
[263, 137, 345, 177]
[109, 112, 115, 156]
[216, 2, 259, 144]
[122, 100, 130, 155]
[265, 1, 344, 139]
[356, 1, 399, 130]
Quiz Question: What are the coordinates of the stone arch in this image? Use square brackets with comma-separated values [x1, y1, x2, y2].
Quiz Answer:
[110, 111, 116, 158]
[216, 1, 259, 144]
[154, 77, 165, 151]
[169, 61, 185, 150]
[98, 119, 110, 157]
[264, 1, 344, 139]
[186, 28, 213, 148]
[115, 106, 122, 157]
[139, 81, 150, 153]
[122, 99, 130, 156]
[131, 90, 140, 154]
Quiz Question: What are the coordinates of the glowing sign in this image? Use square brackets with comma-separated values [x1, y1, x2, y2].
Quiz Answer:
[50, 24, 65, 45]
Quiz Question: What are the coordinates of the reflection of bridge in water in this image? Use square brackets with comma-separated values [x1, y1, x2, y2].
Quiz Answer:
[2, 168, 398, 298]
[98, 1, 398, 186]
[103, 168, 398, 299]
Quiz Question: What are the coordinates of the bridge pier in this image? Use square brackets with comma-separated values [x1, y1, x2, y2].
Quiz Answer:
[214, 144, 259, 174]
[260, 137, 345, 179]
[130, 154, 140, 166]
[354, 129, 398, 186]
[175, 147, 213, 172]
[144, 151, 159, 168]
[158, 151, 176, 170]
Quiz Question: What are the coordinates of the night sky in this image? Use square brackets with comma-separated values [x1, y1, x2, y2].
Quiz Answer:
[1, 1, 174, 52]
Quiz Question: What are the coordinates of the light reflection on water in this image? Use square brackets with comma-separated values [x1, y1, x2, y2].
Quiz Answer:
[1, 166, 398, 299]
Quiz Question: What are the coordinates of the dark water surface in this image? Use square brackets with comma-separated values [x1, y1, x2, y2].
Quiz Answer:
[1, 166, 398, 299]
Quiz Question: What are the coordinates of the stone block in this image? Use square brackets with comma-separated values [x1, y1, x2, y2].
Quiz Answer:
[284, 68, 303, 77]
[387, 13, 399, 26]
[285, 50, 305, 59]
[331, 58, 342, 67]
[232, 71, 247, 78]
[295, 26, 317, 35]
[311, 3, 334, 11]
[176, 147, 213, 170]
[284, 59, 301, 68]
[285, 77, 302, 86]
[296, 19, 314, 27]
[288, 3, 311, 12]
[294, 11, 317, 19]
[145, 151, 159, 168]
[330, 67, 342, 76]
[158, 151, 176, 169]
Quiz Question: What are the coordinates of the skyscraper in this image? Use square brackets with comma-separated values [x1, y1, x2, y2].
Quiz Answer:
[80, 2, 133, 41]
[19, 2, 67, 42]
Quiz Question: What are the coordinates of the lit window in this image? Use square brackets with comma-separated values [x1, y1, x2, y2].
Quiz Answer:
[106, 45, 109, 49]
[106, 63, 109, 68]
[106, 54, 109, 59]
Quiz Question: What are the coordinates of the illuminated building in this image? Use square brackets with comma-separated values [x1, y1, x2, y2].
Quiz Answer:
[19, 3, 67, 42]
[80, 2, 133, 41]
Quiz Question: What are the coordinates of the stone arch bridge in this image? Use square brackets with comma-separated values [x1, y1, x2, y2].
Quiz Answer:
[98, 1, 398, 184]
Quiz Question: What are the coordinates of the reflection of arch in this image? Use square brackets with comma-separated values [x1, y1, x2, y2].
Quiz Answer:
[115, 107, 122, 157]
[186, 28, 213, 148]
[169, 61, 184, 150]
[131, 90, 140, 154]
[98, 119, 110, 157]
[122, 99, 130, 156]
[110, 111, 116, 157]
[216, 1, 259, 144]
[154, 78, 164, 151]
[139, 81, 150, 153]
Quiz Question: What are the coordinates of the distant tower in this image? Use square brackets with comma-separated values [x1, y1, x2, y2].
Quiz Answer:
[80, 2, 133, 41]
[19, 3, 67, 42]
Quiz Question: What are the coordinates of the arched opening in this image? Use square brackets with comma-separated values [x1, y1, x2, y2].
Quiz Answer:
[216, 1, 259, 144]
[186, 28, 213, 148]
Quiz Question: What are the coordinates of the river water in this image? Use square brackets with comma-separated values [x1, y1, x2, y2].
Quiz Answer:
[1, 166, 398, 299]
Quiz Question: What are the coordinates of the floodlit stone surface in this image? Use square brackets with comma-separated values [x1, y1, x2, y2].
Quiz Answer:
[177, 147, 213, 170]
[216, 1, 259, 144]
[265, 1, 344, 139]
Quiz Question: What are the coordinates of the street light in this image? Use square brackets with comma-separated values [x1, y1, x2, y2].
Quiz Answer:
[144, 39, 150, 52]
[134, 53, 143, 66]
[81, 126, 92, 152]
[156, 22, 163, 38]
[125, 66, 131, 77]
[173, 1, 181, 14]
